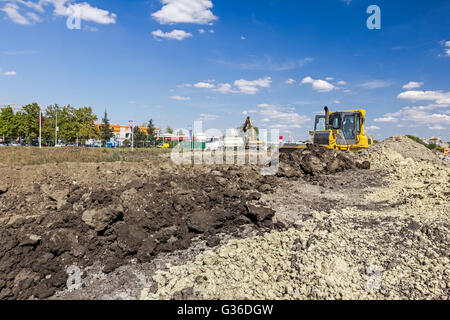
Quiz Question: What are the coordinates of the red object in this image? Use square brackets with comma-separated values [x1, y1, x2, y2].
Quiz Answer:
[279, 136, 283, 140]
[160, 137, 188, 141]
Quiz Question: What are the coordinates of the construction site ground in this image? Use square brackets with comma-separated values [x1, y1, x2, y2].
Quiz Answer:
[0, 135, 448, 300]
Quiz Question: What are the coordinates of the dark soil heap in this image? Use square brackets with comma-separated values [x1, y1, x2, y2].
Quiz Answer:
[0, 166, 279, 300]
[278, 144, 370, 179]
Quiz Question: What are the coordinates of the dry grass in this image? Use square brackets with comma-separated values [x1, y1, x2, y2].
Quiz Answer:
[0, 147, 169, 166]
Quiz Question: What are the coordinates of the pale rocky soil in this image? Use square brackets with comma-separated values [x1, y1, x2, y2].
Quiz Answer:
[140, 136, 449, 300]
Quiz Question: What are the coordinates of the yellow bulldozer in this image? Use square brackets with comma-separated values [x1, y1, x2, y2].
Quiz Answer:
[281, 106, 373, 152]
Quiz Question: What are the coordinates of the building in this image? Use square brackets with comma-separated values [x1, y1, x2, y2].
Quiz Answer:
[94, 124, 153, 146]
[428, 136, 443, 146]
[94, 124, 189, 146]
[445, 148, 450, 157]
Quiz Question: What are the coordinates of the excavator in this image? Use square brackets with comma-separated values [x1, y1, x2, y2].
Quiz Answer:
[280, 107, 373, 153]
[242, 116, 265, 149]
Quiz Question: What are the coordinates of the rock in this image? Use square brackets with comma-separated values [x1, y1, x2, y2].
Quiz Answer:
[215, 177, 228, 186]
[245, 204, 275, 222]
[172, 287, 194, 300]
[82, 205, 124, 232]
[258, 184, 272, 193]
[20, 234, 41, 247]
[248, 192, 262, 200]
[50, 189, 69, 210]
[186, 209, 225, 233]
[300, 155, 325, 174]
[327, 159, 341, 172]
[7, 215, 26, 228]
[206, 236, 221, 247]
[211, 170, 223, 176]
[357, 161, 371, 170]
[0, 184, 8, 195]
[126, 180, 144, 190]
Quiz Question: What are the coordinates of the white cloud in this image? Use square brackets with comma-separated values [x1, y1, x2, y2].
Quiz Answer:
[374, 87, 450, 132]
[393, 108, 450, 126]
[240, 35, 246, 40]
[1, 3, 31, 25]
[428, 124, 445, 130]
[366, 125, 380, 131]
[402, 81, 423, 90]
[359, 80, 392, 89]
[194, 81, 215, 89]
[198, 114, 218, 121]
[285, 78, 296, 85]
[215, 83, 235, 94]
[209, 29, 214, 33]
[234, 77, 272, 95]
[198, 28, 205, 34]
[3, 71, 17, 76]
[152, 0, 218, 25]
[325, 77, 334, 81]
[300, 76, 335, 93]
[186, 77, 271, 95]
[397, 90, 450, 105]
[59, 2, 116, 24]
[374, 116, 398, 123]
[215, 56, 314, 72]
[439, 40, 450, 57]
[171, 95, 191, 101]
[336, 80, 347, 85]
[152, 29, 192, 40]
[244, 104, 310, 131]
[25, 11, 41, 23]
[1, 0, 117, 25]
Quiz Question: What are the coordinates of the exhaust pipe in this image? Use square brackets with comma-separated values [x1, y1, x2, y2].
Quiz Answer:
[324, 106, 329, 130]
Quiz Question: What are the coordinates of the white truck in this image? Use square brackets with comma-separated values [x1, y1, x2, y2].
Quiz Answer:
[205, 136, 223, 151]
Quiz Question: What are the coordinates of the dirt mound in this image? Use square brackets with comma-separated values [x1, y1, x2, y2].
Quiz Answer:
[0, 166, 281, 300]
[278, 144, 370, 179]
[363, 135, 441, 164]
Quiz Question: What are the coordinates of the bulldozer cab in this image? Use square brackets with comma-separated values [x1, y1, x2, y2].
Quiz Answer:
[312, 107, 372, 150]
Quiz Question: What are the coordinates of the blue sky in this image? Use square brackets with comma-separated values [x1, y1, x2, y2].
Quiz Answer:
[0, 0, 449, 141]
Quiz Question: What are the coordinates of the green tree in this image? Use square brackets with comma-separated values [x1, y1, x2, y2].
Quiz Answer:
[0, 107, 18, 142]
[74, 107, 99, 143]
[166, 126, 174, 134]
[146, 118, 158, 147]
[99, 110, 114, 145]
[122, 139, 131, 147]
[43, 104, 60, 144]
[16, 103, 41, 142]
[133, 126, 147, 148]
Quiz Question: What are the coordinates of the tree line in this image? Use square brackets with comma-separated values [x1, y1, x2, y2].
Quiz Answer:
[0, 103, 99, 144]
[0, 103, 159, 147]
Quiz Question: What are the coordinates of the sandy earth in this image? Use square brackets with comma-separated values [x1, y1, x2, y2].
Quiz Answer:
[0, 136, 448, 300]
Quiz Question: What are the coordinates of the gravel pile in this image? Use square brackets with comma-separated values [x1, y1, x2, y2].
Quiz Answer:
[359, 135, 442, 164]
[363, 142, 449, 210]
[141, 208, 449, 300]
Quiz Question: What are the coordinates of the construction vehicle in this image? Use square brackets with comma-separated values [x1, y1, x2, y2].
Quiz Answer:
[241, 116, 265, 149]
[281, 106, 373, 152]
